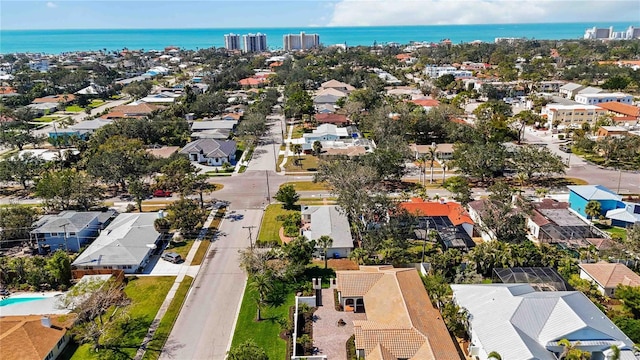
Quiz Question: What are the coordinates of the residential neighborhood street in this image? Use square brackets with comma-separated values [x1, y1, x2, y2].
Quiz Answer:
[160, 209, 261, 360]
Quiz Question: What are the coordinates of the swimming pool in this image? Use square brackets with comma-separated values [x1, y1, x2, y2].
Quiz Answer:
[0, 297, 47, 307]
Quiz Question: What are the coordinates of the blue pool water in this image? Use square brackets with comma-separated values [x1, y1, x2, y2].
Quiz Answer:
[0, 296, 47, 307]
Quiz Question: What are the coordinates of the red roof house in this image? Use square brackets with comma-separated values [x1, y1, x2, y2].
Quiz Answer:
[314, 113, 349, 125]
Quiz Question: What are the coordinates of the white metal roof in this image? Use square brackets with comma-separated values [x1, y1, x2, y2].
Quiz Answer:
[451, 284, 635, 360]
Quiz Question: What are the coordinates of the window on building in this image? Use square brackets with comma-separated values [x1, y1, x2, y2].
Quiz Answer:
[69, 232, 76, 236]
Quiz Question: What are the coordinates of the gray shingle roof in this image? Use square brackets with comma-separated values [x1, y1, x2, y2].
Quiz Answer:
[180, 139, 236, 158]
[559, 83, 585, 91]
[72, 213, 161, 268]
[32, 210, 115, 234]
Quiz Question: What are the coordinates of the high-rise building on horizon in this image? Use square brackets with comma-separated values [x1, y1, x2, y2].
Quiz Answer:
[224, 33, 240, 51]
[242, 33, 267, 53]
[283, 32, 320, 51]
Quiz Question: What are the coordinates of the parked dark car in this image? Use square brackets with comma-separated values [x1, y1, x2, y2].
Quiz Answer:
[153, 189, 172, 197]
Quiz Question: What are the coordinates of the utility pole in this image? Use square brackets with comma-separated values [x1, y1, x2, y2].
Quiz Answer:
[617, 167, 622, 194]
[242, 225, 256, 250]
[265, 170, 271, 204]
[61, 223, 68, 252]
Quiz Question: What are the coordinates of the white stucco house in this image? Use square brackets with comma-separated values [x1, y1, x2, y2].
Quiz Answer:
[179, 139, 237, 166]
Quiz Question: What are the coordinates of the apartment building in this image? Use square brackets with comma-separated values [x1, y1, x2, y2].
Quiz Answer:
[541, 104, 606, 128]
[584, 26, 640, 40]
[424, 65, 473, 78]
[242, 33, 267, 53]
[574, 92, 633, 105]
[224, 33, 240, 51]
[283, 32, 319, 51]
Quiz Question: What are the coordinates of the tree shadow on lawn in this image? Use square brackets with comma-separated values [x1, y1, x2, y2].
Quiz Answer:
[266, 281, 289, 309]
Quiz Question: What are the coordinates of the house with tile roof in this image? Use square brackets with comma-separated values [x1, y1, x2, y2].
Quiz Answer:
[31, 210, 116, 254]
[32, 94, 76, 104]
[179, 138, 237, 166]
[399, 198, 475, 250]
[72, 213, 163, 273]
[451, 283, 636, 360]
[314, 113, 349, 125]
[579, 262, 640, 297]
[568, 185, 623, 219]
[0, 314, 77, 360]
[301, 205, 354, 258]
[104, 103, 160, 119]
[336, 266, 461, 360]
[598, 101, 640, 124]
[320, 79, 355, 93]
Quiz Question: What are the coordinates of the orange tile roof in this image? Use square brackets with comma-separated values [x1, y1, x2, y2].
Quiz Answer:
[238, 77, 267, 86]
[598, 102, 640, 118]
[396, 54, 412, 61]
[579, 262, 640, 289]
[400, 198, 473, 226]
[33, 94, 76, 103]
[0, 314, 76, 360]
[410, 99, 440, 107]
[338, 266, 460, 360]
[0, 86, 17, 95]
[269, 61, 283, 68]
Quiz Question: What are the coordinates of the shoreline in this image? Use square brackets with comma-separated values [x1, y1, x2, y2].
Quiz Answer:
[1, 22, 637, 55]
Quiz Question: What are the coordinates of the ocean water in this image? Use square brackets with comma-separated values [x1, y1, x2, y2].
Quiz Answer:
[0, 22, 637, 54]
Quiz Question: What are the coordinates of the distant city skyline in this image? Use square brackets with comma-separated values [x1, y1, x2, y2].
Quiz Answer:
[1, 0, 639, 30]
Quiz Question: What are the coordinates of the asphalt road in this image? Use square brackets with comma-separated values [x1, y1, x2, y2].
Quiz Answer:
[523, 128, 640, 194]
[159, 209, 261, 360]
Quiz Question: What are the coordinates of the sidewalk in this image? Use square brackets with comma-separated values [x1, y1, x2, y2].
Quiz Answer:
[134, 207, 220, 360]
[277, 124, 294, 174]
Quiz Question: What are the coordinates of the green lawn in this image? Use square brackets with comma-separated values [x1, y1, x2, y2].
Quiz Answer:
[69, 276, 175, 360]
[595, 223, 628, 241]
[141, 276, 194, 360]
[257, 204, 299, 244]
[33, 116, 59, 122]
[284, 156, 319, 172]
[89, 100, 105, 108]
[291, 125, 304, 139]
[231, 284, 295, 360]
[281, 181, 329, 191]
[65, 105, 84, 112]
[164, 239, 194, 259]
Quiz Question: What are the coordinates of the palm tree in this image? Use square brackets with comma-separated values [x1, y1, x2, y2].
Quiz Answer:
[416, 154, 428, 186]
[317, 235, 333, 269]
[428, 144, 438, 184]
[290, 143, 302, 167]
[488, 351, 502, 360]
[609, 345, 621, 360]
[250, 272, 273, 321]
[558, 339, 589, 360]
[585, 200, 602, 222]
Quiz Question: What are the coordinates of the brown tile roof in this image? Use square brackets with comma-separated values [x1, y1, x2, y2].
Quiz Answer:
[33, 94, 76, 104]
[338, 266, 460, 360]
[0, 314, 76, 360]
[598, 102, 640, 119]
[315, 113, 349, 124]
[145, 146, 179, 159]
[579, 262, 640, 289]
[104, 103, 160, 119]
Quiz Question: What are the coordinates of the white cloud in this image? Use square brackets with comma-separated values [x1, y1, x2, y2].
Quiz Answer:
[46, 2, 57, 8]
[328, 0, 639, 26]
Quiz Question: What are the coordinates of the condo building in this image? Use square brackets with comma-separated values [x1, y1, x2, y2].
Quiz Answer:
[283, 32, 320, 51]
[242, 33, 267, 53]
[224, 33, 240, 51]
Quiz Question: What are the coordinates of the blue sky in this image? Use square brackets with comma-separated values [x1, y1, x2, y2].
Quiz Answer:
[1, 0, 638, 30]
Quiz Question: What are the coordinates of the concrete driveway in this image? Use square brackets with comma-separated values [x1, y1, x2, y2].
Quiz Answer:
[142, 254, 184, 276]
